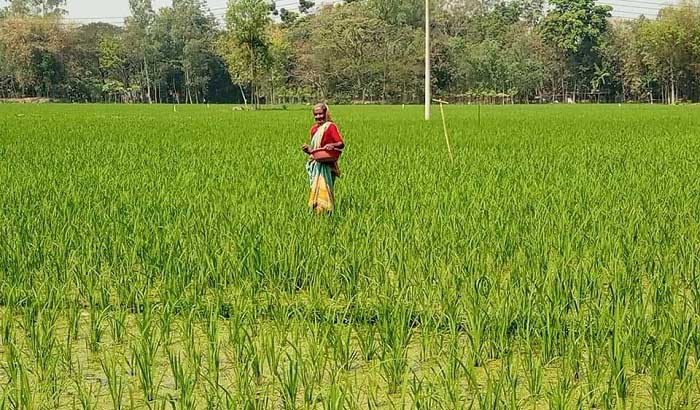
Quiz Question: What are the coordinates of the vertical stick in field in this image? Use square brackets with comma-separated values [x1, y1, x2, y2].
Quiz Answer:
[425, 0, 431, 121]
[439, 102, 453, 162]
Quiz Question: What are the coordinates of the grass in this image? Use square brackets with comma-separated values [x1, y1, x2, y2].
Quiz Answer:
[1, 103, 700, 408]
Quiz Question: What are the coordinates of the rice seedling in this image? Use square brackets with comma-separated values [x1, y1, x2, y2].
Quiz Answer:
[88, 306, 108, 353]
[166, 349, 197, 410]
[278, 350, 300, 410]
[262, 330, 283, 382]
[73, 363, 101, 410]
[25, 305, 58, 383]
[378, 301, 413, 394]
[0, 309, 13, 346]
[159, 302, 177, 347]
[522, 342, 544, 401]
[101, 353, 125, 410]
[181, 310, 202, 373]
[324, 380, 347, 410]
[132, 304, 162, 404]
[2, 340, 33, 409]
[296, 333, 325, 407]
[327, 322, 356, 372]
[66, 300, 81, 343]
[547, 364, 576, 410]
[409, 372, 440, 410]
[203, 303, 221, 386]
[109, 306, 128, 345]
[500, 351, 521, 409]
[354, 323, 378, 362]
[477, 370, 505, 410]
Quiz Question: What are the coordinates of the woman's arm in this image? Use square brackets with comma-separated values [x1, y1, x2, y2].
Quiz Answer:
[323, 141, 344, 151]
[322, 124, 344, 151]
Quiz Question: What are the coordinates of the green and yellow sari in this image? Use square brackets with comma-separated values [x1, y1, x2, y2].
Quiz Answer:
[307, 122, 336, 213]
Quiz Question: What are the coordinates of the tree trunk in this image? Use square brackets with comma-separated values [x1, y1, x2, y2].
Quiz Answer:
[661, 85, 665, 104]
[561, 77, 565, 103]
[173, 78, 180, 104]
[144, 56, 152, 104]
[184, 68, 191, 104]
[239, 84, 248, 107]
[382, 46, 388, 103]
[621, 79, 626, 103]
[670, 73, 676, 105]
[251, 81, 257, 109]
[250, 44, 257, 110]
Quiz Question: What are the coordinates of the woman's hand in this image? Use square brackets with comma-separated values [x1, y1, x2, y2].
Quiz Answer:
[301, 143, 311, 154]
[322, 142, 344, 151]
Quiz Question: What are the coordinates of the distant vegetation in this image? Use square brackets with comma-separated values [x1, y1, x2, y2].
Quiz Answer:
[1, 0, 699, 104]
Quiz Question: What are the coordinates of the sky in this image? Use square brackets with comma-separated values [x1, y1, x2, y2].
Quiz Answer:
[64, 0, 672, 23]
[64, 0, 332, 24]
[65, 0, 231, 24]
[604, 0, 676, 19]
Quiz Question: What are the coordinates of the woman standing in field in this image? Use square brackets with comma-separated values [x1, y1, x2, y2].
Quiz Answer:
[302, 103, 345, 213]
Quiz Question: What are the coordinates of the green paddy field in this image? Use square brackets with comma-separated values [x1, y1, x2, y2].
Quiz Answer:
[1, 104, 700, 409]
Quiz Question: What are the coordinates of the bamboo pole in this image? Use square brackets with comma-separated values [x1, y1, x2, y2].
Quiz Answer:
[424, 0, 431, 120]
[432, 98, 453, 162]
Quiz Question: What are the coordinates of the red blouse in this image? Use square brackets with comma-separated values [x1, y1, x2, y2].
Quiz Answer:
[310, 121, 344, 177]
[310, 122, 344, 147]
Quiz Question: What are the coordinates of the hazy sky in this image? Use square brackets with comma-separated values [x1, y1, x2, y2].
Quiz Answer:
[64, 0, 667, 23]
[65, 0, 226, 23]
[64, 0, 328, 23]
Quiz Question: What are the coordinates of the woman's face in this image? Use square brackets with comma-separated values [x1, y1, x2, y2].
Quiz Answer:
[313, 107, 326, 124]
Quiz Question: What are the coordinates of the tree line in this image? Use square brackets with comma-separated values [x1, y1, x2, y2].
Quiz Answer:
[1, 0, 699, 104]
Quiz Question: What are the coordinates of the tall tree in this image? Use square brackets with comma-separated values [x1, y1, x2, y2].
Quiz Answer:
[368, 0, 423, 27]
[637, 5, 698, 103]
[0, 17, 67, 97]
[69, 23, 124, 102]
[299, 0, 314, 14]
[1, 0, 66, 16]
[125, 0, 156, 103]
[98, 31, 131, 102]
[171, 0, 218, 104]
[541, 0, 612, 101]
[219, 0, 273, 108]
[279, 8, 297, 25]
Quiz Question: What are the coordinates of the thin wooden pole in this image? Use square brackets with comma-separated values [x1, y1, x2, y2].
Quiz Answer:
[424, 0, 431, 121]
[478, 101, 481, 127]
[433, 99, 453, 162]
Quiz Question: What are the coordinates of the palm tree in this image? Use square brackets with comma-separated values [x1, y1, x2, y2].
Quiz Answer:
[591, 63, 610, 102]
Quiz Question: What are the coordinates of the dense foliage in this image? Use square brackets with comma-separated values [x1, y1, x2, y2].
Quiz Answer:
[1, 0, 699, 104]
